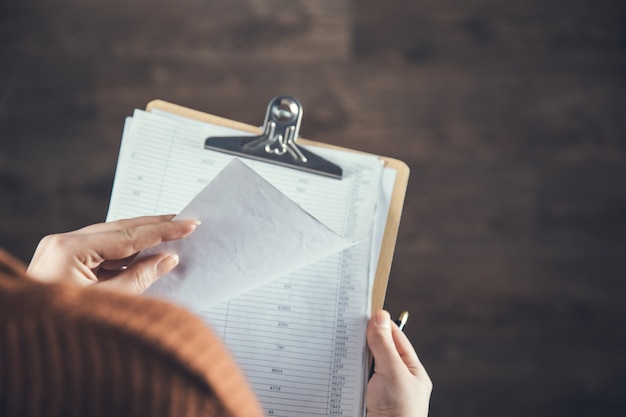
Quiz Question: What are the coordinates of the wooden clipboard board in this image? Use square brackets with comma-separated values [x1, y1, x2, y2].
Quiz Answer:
[146, 99, 409, 313]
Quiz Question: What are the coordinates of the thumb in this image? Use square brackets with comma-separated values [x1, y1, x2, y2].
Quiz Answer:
[98, 253, 179, 295]
[367, 310, 404, 375]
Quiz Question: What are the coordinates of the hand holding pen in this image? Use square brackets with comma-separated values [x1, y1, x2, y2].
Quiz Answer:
[365, 310, 432, 417]
[369, 311, 409, 380]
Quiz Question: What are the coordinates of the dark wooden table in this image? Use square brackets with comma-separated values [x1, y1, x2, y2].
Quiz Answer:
[2, 0, 626, 415]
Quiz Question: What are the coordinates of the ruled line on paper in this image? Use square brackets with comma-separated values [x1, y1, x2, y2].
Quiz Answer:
[107, 109, 384, 417]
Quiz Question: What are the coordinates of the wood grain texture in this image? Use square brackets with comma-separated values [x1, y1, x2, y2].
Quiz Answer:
[1, 0, 626, 415]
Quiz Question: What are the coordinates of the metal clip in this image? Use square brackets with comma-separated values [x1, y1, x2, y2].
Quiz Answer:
[204, 96, 342, 179]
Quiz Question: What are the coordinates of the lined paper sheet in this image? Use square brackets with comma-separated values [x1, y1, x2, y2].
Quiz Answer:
[107, 109, 386, 417]
[140, 159, 355, 311]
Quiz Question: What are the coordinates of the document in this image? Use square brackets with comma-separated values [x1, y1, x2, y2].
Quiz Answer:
[140, 158, 354, 311]
[107, 109, 386, 417]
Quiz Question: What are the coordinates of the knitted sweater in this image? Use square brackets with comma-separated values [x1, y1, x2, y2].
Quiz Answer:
[0, 248, 263, 417]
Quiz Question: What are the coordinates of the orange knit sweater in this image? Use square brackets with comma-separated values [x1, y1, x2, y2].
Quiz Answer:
[0, 248, 263, 417]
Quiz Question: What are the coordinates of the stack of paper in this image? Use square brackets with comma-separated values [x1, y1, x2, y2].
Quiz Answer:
[107, 107, 395, 417]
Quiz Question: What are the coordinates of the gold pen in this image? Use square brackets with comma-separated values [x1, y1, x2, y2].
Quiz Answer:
[395, 310, 409, 331]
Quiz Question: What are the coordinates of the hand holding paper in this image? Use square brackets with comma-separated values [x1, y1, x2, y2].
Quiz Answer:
[141, 159, 353, 311]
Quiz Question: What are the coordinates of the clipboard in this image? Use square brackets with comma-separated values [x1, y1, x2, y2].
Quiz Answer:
[107, 96, 411, 416]
[145, 97, 409, 313]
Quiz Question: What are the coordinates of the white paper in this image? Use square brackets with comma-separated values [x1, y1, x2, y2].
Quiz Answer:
[107, 108, 389, 417]
[141, 158, 353, 311]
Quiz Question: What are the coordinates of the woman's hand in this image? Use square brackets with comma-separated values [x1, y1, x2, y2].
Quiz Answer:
[366, 310, 432, 417]
[27, 215, 198, 294]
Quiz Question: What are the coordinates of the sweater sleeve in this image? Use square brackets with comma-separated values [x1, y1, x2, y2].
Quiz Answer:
[0, 247, 27, 278]
[0, 256, 263, 417]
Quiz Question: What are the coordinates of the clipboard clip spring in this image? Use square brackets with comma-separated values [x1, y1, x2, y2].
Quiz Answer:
[204, 96, 343, 179]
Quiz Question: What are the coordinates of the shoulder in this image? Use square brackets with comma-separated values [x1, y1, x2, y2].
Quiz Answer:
[0, 253, 262, 417]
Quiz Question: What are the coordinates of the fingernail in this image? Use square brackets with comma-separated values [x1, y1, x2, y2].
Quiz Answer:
[174, 219, 201, 225]
[156, 254, 179, 276]
[178, 219, 201, 227]
[375, 310, 391, 328]
[176, 219, 201, 235]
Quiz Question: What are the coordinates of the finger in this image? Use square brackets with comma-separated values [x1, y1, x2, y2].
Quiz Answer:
[97, 253, 179, 294]
[79, 219, 199, 265]
[367, 310, 406, 375]
[71, 214, 177, 235]
[390, 323, 429, 380]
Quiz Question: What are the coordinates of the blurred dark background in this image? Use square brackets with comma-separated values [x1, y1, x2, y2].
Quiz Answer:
[2, 0, 626, 415]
